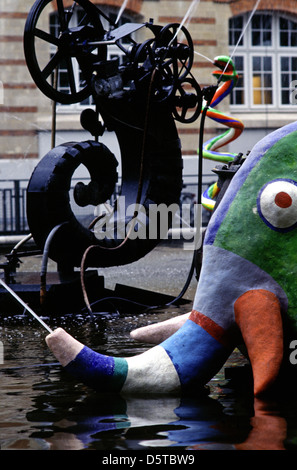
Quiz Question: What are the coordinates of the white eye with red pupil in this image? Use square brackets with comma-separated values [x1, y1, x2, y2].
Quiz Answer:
[257, 179, 297, 232]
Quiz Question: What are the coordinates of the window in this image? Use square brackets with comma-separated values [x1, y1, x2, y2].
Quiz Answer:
[252, 55, 273, 105]
[281, 56, 297, 104]
[280, 17, 297, 47]
[229, 12, 297, 109]
[49, 6, 134, 110]
[251, 14, 272, 46]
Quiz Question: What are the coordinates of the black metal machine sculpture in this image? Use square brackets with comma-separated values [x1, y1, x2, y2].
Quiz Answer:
[1, 0, 205, 314]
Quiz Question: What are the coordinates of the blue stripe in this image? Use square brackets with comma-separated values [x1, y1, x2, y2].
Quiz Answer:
[211, 79, 236, 107]
[211, 116, 238, 125]
[65, 346, 128, 392]
[161, 320, 231, 391]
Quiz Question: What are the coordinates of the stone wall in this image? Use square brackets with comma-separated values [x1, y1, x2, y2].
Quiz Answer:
[0, 0, 296, 177]
[0, 0, 49, 165]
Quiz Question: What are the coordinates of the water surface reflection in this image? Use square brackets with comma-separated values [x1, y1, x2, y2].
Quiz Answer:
[1, 309, 297, 451]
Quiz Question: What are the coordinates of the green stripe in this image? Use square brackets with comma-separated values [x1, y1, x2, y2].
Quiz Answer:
[113, 357, 129, 389]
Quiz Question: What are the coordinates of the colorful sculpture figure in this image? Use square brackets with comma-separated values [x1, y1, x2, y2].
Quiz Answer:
[201, 55, 244, 211]
[202, 56, 244, 164]
[46, 119, 297, 396]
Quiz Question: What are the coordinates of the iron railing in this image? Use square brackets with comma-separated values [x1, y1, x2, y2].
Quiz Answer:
[0, 176, 214, 236]
[0, 180, 28, 235]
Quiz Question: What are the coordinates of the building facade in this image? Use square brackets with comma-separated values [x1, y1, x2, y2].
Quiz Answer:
[0, 0, 296, 182]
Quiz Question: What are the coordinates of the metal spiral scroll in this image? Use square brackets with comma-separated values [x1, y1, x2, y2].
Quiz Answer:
[24, 0, 203, 270]
[201, 56, 244, 211]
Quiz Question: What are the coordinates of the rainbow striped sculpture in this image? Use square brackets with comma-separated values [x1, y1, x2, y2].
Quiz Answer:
[201, 56, 244, 211]
[202, 56, 244, 163]
[47, 120, 297, 396]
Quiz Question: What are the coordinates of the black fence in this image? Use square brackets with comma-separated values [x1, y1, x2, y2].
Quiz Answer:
[0, 176, 214, 236]
[0, 180, 28, 235]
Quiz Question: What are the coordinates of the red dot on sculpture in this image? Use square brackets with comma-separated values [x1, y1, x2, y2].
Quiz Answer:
[274, 191, 292, 208]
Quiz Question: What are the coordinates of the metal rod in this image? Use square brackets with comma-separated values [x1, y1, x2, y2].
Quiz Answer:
[0, 278, 53, 334]
[169, 0, 200, 45]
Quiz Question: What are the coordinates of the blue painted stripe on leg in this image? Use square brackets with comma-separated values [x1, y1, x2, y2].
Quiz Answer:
[65, 346, 128, 392]
[161, 319, 232, 391]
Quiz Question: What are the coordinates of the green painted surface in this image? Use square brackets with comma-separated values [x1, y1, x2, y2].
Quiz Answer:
[214, 131, 297, 326]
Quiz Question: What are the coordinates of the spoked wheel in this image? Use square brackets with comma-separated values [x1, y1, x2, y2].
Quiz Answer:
[132, 24, 195, 105]
[132, 38, 175, 103]
[132, 23, 195, 106]
[24, 0, 108, 104]
[155, 23, 194, 82]
[133, 38, 157, 78]
[173, 78, 202, 123]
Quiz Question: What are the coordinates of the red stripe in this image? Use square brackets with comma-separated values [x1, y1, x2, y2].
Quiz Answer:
[189, 310, 234, 348]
